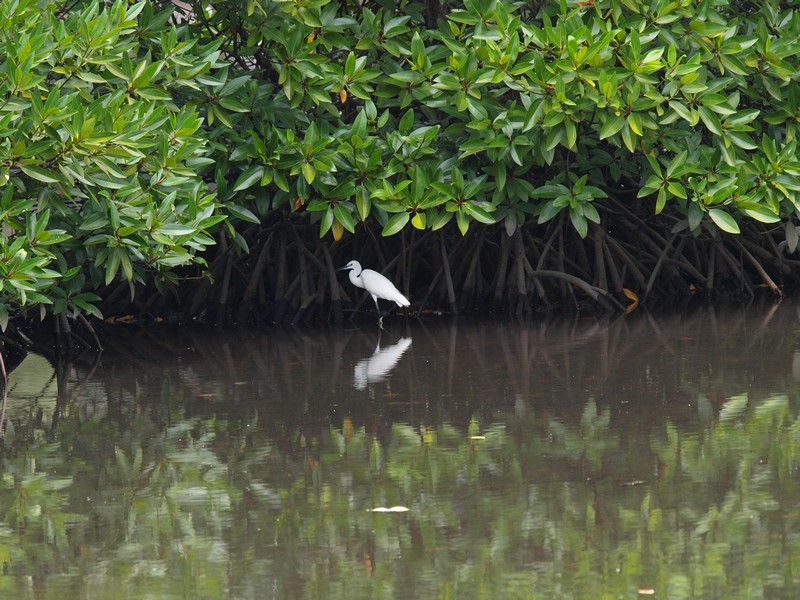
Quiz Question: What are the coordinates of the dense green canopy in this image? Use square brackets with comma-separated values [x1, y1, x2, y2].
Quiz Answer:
[2, 0, 800, 333]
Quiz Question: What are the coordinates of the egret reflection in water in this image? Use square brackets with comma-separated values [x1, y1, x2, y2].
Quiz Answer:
[353, 336, 412, 390]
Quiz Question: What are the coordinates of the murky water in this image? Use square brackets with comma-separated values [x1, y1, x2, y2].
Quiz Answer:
[2, 300, 800, 599]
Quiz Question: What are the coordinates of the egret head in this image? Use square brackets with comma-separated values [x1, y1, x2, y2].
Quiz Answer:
[338, 260, 361, 273]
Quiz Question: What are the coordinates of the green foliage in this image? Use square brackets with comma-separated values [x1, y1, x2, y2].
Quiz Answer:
[0, 0, 227, 326]
[5, 0, 800, 323]
[200, 0, 800, 245]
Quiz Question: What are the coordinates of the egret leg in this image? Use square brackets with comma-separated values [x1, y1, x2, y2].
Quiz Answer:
[372, 297, 383, 328]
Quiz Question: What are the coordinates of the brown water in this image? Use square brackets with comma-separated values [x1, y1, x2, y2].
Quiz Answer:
[2, 300, 800, 599]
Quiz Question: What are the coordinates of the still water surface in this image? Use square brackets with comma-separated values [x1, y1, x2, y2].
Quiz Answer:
[2, 300, 800, 599]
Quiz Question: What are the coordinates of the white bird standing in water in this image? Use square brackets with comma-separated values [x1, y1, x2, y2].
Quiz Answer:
[339, 260, 410, 325]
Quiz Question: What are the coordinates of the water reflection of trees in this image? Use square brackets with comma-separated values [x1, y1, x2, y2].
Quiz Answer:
[50, 299, 799, 431]
[1, 300, 800, 597]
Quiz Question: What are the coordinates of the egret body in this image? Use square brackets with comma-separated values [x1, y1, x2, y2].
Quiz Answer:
[339, 260, 409, 323]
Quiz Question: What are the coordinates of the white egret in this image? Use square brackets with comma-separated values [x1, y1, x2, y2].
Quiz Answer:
[339, 260, 409, 324]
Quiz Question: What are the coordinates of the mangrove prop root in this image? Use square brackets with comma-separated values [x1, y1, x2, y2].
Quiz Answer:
[513, 231, 530, 316]
[323, 243, 343, 327]
[531, 270, 624, 311]
[646, 233, 679, 299]
[492, 234, 512, 307]
[241, 233, 273, 306]
[77, 314, 103, 352]
[593, 228, 608, 292]
[602, 233, 624, 295]
[440, 234, 458, 314]
[76, 213, 800, 327]
[738, 241, 783, 297]
[216, 252, 234, 327]
[706, 244, 716, 293]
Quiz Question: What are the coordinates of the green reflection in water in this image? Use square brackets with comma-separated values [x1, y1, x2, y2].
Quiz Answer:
[1, 395, 799, 599]
[0, 307, 800, 599]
